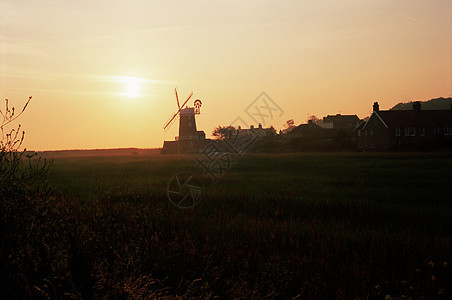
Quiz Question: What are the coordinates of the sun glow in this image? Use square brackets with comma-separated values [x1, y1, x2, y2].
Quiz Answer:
[119, 76, 144, 98]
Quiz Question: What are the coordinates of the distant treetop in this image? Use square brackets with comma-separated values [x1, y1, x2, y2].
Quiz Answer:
[390, 97, 452, 111]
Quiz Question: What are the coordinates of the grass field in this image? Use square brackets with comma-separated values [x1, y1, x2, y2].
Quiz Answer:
[4, 152, 452, 298]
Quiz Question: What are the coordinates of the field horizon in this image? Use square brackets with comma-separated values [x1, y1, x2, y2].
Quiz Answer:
[38, 147, 162, 158]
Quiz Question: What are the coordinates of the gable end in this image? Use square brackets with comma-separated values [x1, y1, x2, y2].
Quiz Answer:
[363, 112, 388, 130]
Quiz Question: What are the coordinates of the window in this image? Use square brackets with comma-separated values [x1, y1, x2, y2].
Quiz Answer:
[410, 127, 415, 136]
[444, 127, 449, 136]
[365, 130, 367, 136]
[358, 130, 361, 136]
[370, 130, 374, 136]
[395, 127, 401, 136]
[434, 127, 440, 136]
[404, 127, 410, 136]
[419, 127, 425, 136]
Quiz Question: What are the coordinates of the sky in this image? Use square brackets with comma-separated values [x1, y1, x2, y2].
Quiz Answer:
[1, 0, 451, 150]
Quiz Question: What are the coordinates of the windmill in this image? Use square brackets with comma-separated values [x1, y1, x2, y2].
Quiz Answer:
[163, 88, 193, 131]
[163, 88, 204, 143]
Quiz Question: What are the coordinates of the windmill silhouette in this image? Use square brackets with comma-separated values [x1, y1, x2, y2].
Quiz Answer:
[162, 88, 206, 153]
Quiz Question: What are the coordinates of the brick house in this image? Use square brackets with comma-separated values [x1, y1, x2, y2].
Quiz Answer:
[237, 123, 268, 138]
[357, 101, 452, 150]
[289, 120, 329, 138]
[323, 114, 360, 132]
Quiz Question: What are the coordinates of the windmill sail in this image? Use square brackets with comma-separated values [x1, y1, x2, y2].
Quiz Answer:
[180, 91, 193, 109]
[163, 111, 180, 131]
[163, 89, 193, 131]
[175, 88, 180, 110]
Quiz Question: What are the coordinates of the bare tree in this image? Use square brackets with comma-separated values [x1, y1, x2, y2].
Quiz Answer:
[0, 97, 30, 151]
[0, 97, 52, 193]
[0, 97, 56, 298]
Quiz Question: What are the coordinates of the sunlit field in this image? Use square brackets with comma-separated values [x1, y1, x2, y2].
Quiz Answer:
[3, 152, 452, 298]
[40, 152, 452, 298]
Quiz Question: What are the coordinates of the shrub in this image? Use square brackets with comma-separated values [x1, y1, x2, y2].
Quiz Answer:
[0, 97, 59, 298]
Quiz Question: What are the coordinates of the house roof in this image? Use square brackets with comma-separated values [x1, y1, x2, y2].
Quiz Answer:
[290, 122, 323, 135]
[237, 126, 267, 137]
[365, 109, 452, 129]
[323, 114, 360, 123]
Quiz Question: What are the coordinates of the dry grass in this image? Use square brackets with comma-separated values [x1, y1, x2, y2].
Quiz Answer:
[1, 152, 451, 298]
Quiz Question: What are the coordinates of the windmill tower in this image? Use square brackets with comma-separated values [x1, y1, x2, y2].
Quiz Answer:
[162, 88, 206, 153]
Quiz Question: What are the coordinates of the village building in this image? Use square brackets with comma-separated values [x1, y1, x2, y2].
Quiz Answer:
[322, 114, 361, 133]
[289, 120, 330, 138]
[237, 123, 268, 138]
[357, 101, 452, 150]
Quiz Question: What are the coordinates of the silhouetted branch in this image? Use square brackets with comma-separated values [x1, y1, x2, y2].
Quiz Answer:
[1, 96, 52, 195]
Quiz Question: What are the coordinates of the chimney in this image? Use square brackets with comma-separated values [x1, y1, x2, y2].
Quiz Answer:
[250, 125, 254, 130]
[413, 101, 421, 111]
[308, 119, 313, 125]
[258, 123, 262, 129]
[373, 102, 379, 112]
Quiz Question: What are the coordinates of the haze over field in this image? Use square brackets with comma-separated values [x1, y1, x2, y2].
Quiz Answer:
[1, 0, 451, 150]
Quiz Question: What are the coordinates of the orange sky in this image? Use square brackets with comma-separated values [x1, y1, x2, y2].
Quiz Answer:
[1, 0, 451, 150]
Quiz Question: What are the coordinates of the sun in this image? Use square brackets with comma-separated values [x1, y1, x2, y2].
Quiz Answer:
[120, 76, 142, 98]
